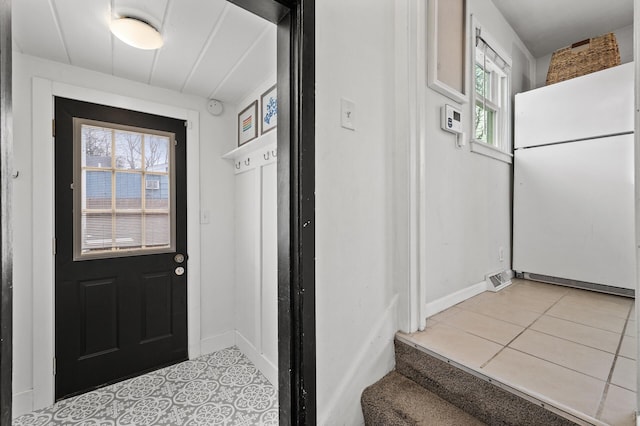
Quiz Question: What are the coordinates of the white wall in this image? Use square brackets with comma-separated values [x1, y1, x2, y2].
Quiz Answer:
[231, 147, 278, 385]
[198, 98, 237, 349]
[535, 24, 634, 88]
[12, 52, 236, 415]
[314, 1, 533, 423]
[315, 0, 398, 424]
[423, 0, 534, 306]
[228, 78, 278, 384]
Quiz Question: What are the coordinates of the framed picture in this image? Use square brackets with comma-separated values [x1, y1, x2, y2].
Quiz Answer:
[261, 84, 277, 134]
[427, 0, 468, 104]
[238, 100, 258, 146]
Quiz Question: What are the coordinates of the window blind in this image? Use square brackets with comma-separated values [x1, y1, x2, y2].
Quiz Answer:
[476, 28, 510, 73]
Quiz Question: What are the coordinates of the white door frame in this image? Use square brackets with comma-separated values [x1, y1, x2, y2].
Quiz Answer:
[394, 0, 428, 333]
[31, 78, 201, 410]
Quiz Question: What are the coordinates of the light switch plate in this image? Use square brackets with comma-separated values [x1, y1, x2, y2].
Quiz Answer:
[200, 209, 210, 224]
[341, 98, 355, 130]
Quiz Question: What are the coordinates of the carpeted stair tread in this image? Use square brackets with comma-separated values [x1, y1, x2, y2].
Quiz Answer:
[361, 371, 486, 425]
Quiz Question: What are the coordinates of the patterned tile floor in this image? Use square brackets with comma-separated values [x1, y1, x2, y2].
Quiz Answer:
[13, 346, 278, 426]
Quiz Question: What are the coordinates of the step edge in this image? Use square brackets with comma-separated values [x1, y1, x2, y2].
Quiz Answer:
[362, 371, 485, 426]
[395, 334, 607, 426]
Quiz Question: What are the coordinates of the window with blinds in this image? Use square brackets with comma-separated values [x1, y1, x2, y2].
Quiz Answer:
[73, 118, 176, 260]
[472, 24, 512, 153]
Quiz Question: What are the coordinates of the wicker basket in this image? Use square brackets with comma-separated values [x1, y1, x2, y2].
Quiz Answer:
[546, 33, 620, 85]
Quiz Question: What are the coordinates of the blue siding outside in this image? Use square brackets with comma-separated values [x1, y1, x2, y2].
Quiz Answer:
[86, 171, 111, 198]
[146, 175, 169, 200]
[116, 172, 141, 198]
[86, 171, 168, 201]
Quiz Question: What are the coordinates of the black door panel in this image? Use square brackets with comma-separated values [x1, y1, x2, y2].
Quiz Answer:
[54, 97, 188, 400]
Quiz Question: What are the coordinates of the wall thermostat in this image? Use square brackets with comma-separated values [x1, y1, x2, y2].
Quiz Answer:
[441, 104, 463, 134]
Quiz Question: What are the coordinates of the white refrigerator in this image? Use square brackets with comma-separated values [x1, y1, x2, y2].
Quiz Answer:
[513, 62, 635, 293]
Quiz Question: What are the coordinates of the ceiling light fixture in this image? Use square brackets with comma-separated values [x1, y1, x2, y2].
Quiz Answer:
[110, 17, 163, 50]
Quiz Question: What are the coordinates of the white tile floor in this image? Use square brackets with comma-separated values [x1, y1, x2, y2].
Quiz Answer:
[13, 346, 278, 426]
[401, 279, 636, 426]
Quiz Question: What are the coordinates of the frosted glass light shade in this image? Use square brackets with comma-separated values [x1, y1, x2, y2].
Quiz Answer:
[110, 17, 163, 50]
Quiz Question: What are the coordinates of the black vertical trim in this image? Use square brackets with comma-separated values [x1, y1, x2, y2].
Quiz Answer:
[276, 12, 294, 423]
[228, 0, 316, 424]
[274, 2, 316, 424]
[0, 0, 12, 423]
[226, 0, 292, 23]
[287, 1, 315, 423]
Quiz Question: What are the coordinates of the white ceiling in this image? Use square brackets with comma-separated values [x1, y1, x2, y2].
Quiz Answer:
[491, 0, 634, 58]
[12, 0, 277, 105]
[12, 0, 634, 99]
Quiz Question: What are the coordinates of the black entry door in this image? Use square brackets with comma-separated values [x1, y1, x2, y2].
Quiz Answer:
[54, 97, 188, 400]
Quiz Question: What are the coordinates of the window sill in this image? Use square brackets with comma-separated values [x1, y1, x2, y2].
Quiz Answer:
[470, 140, 513, 164]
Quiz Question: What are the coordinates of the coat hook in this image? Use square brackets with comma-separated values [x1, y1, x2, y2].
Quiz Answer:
[264, 152, 270, 161]
[235, 162, 240, 169]
[11, 171, 19, 179]
[244, 158, 250, 166]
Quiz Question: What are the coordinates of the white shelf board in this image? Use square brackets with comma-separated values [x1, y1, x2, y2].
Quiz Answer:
[222, 131, 276, 160]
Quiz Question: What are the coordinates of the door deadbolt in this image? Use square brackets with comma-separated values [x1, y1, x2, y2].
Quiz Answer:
[174, 254, 185, 263]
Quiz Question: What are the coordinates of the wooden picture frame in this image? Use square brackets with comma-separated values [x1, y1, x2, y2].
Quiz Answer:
[261, 84, 277, 134]
[427, 0, 468, 104]
[238, 100, 258, 146]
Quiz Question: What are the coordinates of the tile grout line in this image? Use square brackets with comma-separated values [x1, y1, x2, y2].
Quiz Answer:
[433, 305, 526, 347]
[522, 283, 631, 333]
[544, 312, 629, 334]
[456, 298, 549, 328]
[526, 326, 621, 355]
[502, 346, 615, 383]
[479, 287, 571, 369]
[595, 302, 633, 420]
[435, 288, 561, 348]
[424, 281, 634, 421]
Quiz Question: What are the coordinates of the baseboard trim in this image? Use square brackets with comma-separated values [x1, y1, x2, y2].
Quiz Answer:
[199, 331, 236, 356]
[319, 294, 399, 426]
[234, 331, 277, 386]
[424, 281, 487, 319]
[12, 390, 33, 418]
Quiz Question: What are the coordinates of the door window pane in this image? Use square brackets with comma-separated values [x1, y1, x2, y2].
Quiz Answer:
[82, 125, 112, 169]
[115, 213, 142, 249]
[74, 119, 175, 259]
[84, 171, 112, 209]
[145, 174, 169, 209]
[82, 213, 113, 252]
[145, 213, 171, 247]
[115, 130, 142, 170]
[145, 135, 170, 172]
[115, 172, 142, 209]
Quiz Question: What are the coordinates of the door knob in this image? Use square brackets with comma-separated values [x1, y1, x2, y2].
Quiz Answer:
[175, 266, 185, 276]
